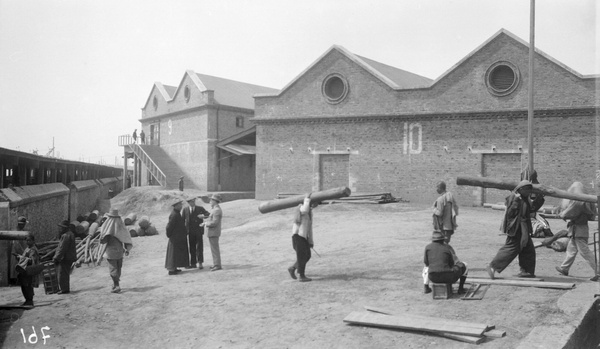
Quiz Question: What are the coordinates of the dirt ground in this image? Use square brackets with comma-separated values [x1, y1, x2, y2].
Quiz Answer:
[0, 187, 597, 348]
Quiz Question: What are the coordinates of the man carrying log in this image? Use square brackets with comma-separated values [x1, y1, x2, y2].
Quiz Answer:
[288, 194, 318, 282]
[53, 220, 77, 294]
[487, 180, 540, 279]
[99, 209, 133, 293]
[432, 181, 459, 243]
[555, 182, 599, 281]
[423, 231, 468, 294]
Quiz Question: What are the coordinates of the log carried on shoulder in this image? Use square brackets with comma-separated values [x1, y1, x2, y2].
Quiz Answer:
[456, 176, 597, 203]
[0, 230, 30, 240]
[259, 187, 351, 214]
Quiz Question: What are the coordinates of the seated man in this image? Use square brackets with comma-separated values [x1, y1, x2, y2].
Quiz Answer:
[423, 231, 468, 294]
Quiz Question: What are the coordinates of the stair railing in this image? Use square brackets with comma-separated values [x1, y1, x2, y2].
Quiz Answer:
[130, 144, 167, 187]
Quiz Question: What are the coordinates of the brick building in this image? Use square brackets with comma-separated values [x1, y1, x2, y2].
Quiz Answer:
[135, 70, 277, 191]
[253, 29, 600, 205]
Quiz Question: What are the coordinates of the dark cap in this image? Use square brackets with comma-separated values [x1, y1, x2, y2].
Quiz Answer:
[17, 216, 28, 225]
[57, 220, 70, 228]
[431, 231, 445, 241]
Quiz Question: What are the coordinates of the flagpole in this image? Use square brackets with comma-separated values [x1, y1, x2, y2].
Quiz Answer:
[527, 0, 535, 176]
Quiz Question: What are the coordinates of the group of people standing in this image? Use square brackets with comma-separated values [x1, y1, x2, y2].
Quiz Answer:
[165, 194, 223, 275]
[423, 170, 599, 296]
[131, 129, 145, 144]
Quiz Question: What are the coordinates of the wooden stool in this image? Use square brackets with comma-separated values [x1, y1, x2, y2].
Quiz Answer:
[431, 283, 453, 299]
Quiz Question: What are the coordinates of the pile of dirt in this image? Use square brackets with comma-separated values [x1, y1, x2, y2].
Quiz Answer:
[111, 187, 191, 217]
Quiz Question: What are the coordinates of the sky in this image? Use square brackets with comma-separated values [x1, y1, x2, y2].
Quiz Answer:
[0, 0, 597, 166]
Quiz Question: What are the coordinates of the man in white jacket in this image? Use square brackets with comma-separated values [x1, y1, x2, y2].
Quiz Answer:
[288, 194, 318, 282]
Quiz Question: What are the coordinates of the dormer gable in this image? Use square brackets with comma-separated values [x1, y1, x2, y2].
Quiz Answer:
[256, 45, 433, 99]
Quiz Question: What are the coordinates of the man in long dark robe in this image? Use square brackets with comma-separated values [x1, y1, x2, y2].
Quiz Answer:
[165, 200, 189, 275]
[487, 180, 542, 279]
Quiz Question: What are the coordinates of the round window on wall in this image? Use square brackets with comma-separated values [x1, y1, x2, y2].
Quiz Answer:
[184, 86, 190, 102]
[153, 96, 158, 110]
[485, 61, 520, 96]
[322, 74, 349, 104]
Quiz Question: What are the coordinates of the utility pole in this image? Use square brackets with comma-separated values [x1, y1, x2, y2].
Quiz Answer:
[527, 0, 535, 177]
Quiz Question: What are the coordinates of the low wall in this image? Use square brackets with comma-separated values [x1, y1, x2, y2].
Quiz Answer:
[0, 177, 122, 286]
[99, 177, 119, 199]
[69, 180, 101, 221]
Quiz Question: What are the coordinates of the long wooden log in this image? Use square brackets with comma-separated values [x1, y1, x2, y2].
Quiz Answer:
[466, 277, 575, 289]
[456, 176, 598, 203]
[0, 230, 30, 240]
[258, 187, 351, 214]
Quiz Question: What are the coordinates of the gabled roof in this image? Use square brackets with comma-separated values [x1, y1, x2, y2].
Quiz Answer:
[355, 55, 433, 88]
[194, 73, 278, 109]
[162, 85, 177, 99]
[256, 45, 433, 98]
[431, 28, 599, 87]
[143, 70, 278, 111]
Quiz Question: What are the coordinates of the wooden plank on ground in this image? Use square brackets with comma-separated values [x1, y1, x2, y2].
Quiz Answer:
[468, 275, 545, 282]
[363, 306, 489, 344]
[483, 329, 506, 338]
[465, 277, 575, 289]
[438, 332, 484, 344]
[462, 284, 490, 300]
[344, 311, 486, 337]
[363, 306, 489, 331]
[0, 301, 53, 309]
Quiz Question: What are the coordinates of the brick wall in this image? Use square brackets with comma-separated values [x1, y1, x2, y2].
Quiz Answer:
[254, 32, 599, 205]
[256, 111, 596, 205]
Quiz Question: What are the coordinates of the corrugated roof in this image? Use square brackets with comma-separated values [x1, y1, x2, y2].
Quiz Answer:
[196, 74, 278, 110]
[355, 55, 432, 88]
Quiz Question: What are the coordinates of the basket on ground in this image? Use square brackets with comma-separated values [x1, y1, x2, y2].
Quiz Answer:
[41, 261, 59, 294]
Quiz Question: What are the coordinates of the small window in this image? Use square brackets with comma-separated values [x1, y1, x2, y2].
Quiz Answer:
[184, 86, 190, 102]
[236, 116, 244, 128]
[485, 61, 520, 96]
[153, 96, 158, 110]
[322, 73, 349, 104]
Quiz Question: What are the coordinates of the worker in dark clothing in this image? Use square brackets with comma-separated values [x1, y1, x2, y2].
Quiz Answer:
[53, 220, 77, 294]
[178, 176, 184, 192]
[423, 231, 467, 294]
[487, 180, 543, 279]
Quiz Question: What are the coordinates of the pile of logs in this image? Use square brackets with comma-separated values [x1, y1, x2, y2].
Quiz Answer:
[276, 192, 404, 204]
[126, 213, 158, 237]
[38, 217, 107, 267]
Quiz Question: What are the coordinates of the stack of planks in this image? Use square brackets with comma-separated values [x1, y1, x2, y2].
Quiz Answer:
[277, 192, 404, 204]
[344, 306, 505, 344]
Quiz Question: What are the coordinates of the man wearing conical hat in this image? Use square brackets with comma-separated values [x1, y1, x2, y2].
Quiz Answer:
[99, 209, 133, 293]
[487, 180, 538, 279]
